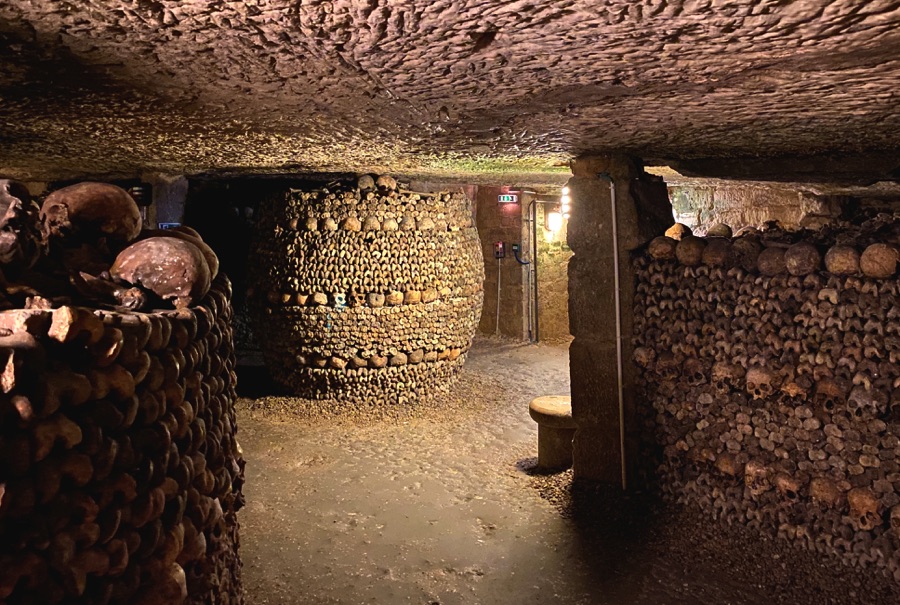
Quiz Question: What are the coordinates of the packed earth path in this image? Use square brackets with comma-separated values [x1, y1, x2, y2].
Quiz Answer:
[235, 337, 900, 605]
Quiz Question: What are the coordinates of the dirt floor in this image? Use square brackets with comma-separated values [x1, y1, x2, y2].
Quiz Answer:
[235, 337, 900, 605]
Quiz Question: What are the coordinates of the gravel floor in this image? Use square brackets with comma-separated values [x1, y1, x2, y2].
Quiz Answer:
[235, 337, 899, 605]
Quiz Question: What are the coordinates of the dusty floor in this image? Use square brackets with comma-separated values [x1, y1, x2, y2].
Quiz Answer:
[236, 338, 899, 605]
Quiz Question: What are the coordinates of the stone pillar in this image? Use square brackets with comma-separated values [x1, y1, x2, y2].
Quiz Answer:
[143, 173, 188, 227]
[567, 154, 671, 484]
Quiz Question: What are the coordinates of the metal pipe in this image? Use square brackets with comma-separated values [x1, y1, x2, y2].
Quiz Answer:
[518, 207, 535, 341]
[527, 199, 559, 343]
[495, 256, 502, 336]
[532, 199, 540, 342]
[597, 172, 627, 491]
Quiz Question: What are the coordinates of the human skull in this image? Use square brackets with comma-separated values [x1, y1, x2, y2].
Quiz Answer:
[375, 175, 398, 191]
[701, 238, 733, 267]
[654, 351, 680, 381]
[757, 246, 786, 276]
[675, 236, 706, 266]
[746, 366, 777, 400]
[860, 243, 897, 278]
[711, 362, 741, 392]
[813, 376, 848, 412]
[715, 452, 742, 477]
[357, 174, 375, 190]
[773, 472, 802, 501]
[732, 237, 762, 272]
[810, 477, 841, 509]
[683, 358, 707, 386]
[706, 223, 733, 238]
[647, 236, 677, 260]
[824, 245, 860, 275]
[40, 182, 141, 248]
[847, 487, 882, 531]
[632, 347, 656, 369]
[847, 385, 887, 418]
[784, 242, 821, 276]
[779, 377, 810, 400]
[744, 460, 771, 497]
[890, 505, 900, 539]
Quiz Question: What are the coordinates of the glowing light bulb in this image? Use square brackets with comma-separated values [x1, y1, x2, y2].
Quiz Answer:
[546, 211, 563, 233]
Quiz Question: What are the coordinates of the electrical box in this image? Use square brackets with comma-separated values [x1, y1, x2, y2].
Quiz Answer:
[493, 241, 506, 259]
[511, 243, 520, 255]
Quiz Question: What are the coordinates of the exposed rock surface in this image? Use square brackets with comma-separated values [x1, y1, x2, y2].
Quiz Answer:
[2, 1, 900, 181]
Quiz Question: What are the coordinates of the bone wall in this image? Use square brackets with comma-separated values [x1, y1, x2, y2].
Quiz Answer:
[250, 178, 484, 401]
[632, 218, 900, 577]
[0, 275, 243, 604]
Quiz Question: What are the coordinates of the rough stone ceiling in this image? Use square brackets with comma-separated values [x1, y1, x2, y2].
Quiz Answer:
[2, 1, 900, 184]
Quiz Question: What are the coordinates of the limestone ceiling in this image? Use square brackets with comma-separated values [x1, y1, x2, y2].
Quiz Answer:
[2, 1, 900, 184]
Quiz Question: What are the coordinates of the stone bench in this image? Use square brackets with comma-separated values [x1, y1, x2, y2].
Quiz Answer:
[528, 395, 577, 471]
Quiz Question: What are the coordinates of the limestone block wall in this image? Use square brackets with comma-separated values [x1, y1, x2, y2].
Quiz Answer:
[0, 275, 244, 604]
[476, 186, 526, 338]
[535, 204, 572, 342]
[669, 181, 844, 232]
[250, 178, 483, 402]
[633, 221, 900, 577]
[566, 156, 673, 483]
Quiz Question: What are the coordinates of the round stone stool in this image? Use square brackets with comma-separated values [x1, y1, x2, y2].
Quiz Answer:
[529, 396, 577, 471]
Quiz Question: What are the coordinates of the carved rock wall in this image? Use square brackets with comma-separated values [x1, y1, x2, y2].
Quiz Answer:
[250, 181, 483, 402]
[0, 276, 244, 604]
[5, 2, 900, 180]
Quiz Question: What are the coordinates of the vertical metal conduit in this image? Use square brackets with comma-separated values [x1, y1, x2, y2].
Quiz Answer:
[596, 173, 627, 490]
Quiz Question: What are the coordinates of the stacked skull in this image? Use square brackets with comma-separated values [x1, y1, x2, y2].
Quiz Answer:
[249, 176, 484, 402]
[633, 216, 900, 579]
[0, 277, 244, 604]
[0, 179, 244, 605]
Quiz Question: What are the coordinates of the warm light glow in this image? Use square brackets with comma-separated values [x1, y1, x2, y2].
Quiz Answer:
[561, 186, 570, 196]
[546, 211, 563, 233]
[560, 194, 571, 205]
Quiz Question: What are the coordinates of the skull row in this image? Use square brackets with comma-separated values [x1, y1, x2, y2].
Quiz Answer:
[633, 218, 900, 578]
[656, 219, 900, 279]
[250, 180, 484, 401]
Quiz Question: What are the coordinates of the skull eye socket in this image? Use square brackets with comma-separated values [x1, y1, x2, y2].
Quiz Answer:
[786, 490, 797, 500]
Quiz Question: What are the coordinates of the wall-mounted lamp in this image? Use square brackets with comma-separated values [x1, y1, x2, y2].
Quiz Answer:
[546, 211, 563, 233]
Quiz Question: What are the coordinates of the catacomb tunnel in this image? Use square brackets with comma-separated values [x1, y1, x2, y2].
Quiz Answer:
[3, 1, 900, 604]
